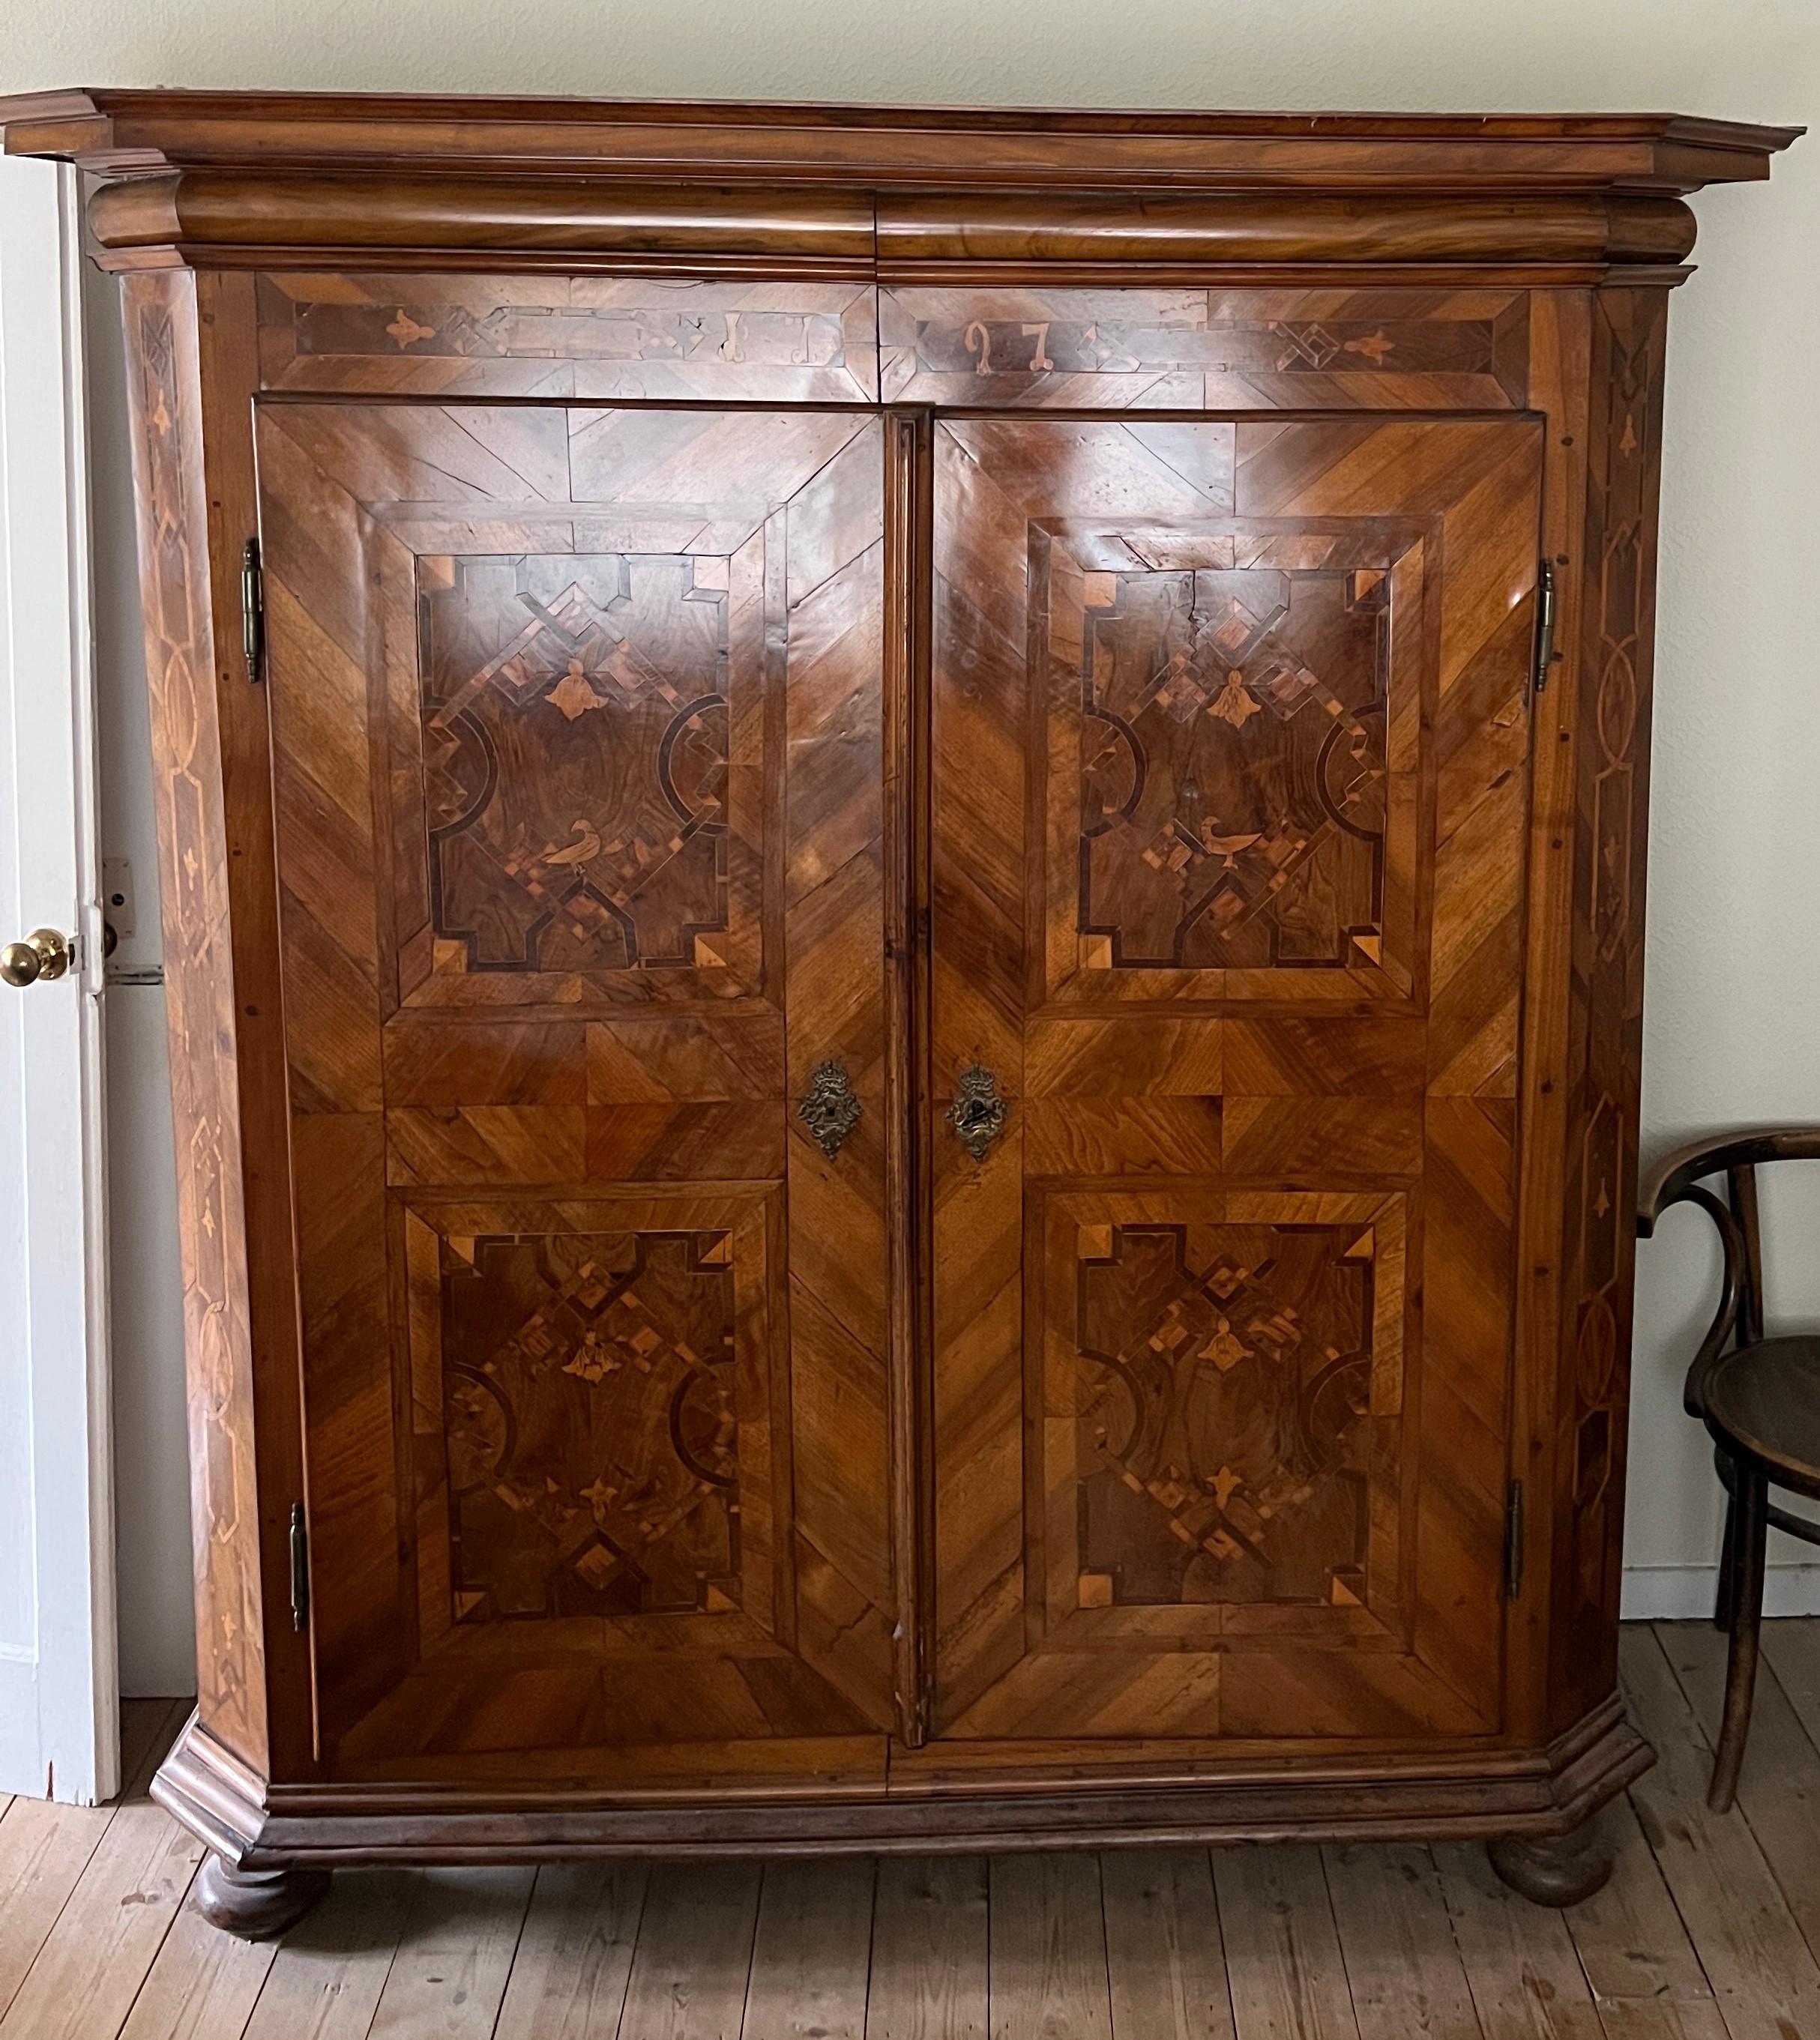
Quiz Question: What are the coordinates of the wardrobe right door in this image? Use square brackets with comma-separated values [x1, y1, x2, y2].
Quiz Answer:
[926, 414, 1543, 1748]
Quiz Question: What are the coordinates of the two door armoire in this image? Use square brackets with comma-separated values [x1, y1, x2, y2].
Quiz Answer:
[1, 88, 1796, 1934]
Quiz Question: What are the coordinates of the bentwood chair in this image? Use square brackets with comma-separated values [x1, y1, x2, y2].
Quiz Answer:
[1639, 1129, 1820, 1812]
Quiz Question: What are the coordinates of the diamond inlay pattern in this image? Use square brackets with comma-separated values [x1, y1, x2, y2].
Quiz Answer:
[1073, 1221, 1373, 1607]
[1079, 564, 1390, 971]
[439, 1228, 740, 1621]
[421, 552, 732, 973]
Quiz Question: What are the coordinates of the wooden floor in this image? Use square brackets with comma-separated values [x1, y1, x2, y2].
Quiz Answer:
[8, 1622, 1820, 2039]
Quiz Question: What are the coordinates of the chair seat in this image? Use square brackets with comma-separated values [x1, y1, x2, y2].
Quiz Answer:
[1704, 1336, 1820, 1503]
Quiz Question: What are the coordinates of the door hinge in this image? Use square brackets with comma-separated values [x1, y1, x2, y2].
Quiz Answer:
[1532, 558, 1558, 693]
[1504, 1479, 1525, 1600]
[288, 1501, 310, 1632]
[241, 537, 265, 684]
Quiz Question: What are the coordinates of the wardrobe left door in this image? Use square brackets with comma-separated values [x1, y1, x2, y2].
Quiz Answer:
[254, 402, 897, 1784]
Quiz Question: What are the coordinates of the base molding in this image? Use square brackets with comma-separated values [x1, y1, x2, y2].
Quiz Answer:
[151, 1695, 1652, 1869]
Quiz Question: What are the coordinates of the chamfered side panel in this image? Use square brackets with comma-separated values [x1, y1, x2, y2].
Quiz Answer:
[121, 269, 270, 1772]
[930, 414, 1540, 1745]
[1549, 289, 1668, 1732]
[258, 402, 894, 1775]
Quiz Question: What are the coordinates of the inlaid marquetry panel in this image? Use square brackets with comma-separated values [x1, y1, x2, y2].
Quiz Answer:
[1550, 289, 1669, 1730]
[1063, 1195, 1402, 1617]
[257, 402, 895, 1774]
[418, 551, 739, 981]
[1060, 531, 1421, 1003]
[256, 274, 880, 401]
[882, 286, 1528, 409]
[259, 279, 1528, 414]
[404, 1199, 765, 1639]
[121, 271, 270, 1771]
[930, 414, 1541, 1745]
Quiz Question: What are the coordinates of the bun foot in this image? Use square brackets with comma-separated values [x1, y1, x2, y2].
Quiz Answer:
[1487, 1817, 1613, 1907]
[193, 1856, 330, 1940]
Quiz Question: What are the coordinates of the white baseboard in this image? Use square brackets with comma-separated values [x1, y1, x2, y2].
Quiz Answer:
[1621, 1563, 1820, 1620]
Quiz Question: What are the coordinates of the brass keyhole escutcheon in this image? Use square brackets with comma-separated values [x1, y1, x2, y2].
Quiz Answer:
[798, 1059, 862, 1161]
[947, 1063, 1007, 1162]
[1, 929, 73, 989]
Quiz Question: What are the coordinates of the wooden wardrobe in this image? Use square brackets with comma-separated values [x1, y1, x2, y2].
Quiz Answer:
[0, 88, 1796, 1935]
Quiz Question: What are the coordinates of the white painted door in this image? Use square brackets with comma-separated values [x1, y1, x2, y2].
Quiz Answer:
[0, 154, 117, 1804]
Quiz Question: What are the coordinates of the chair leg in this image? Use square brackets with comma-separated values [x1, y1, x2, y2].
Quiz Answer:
[1708, 1464, 1769, 1814]
[1714, 1466, 1737, 1632]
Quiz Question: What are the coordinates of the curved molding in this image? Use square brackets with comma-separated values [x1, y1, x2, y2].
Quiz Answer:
[90, 171, 875, 271]
[80, 170, 1699, 280]
[876, 190, 1697, 269]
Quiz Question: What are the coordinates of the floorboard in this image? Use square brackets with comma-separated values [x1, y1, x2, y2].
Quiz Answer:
[1655, 1618, 1820, 1978]
[49, 1627, 1820, 2040]
[1214, 1842, 1361, 2040]
[1560, 1795, 1726, 2040]
[0, 1792, 120, 2020]
[492, 1863, 648, 2040]
[866, 1855, 989, 2040]
[988, 1853, 1113, 2040]
[1323, 1842, 1483, 2040]
[1621, 1626, 1820, 2040]
[1760, 1614, 1820, 1730]
[0, 1700, 194, 2040]
[744, 1859, 876, 2040]
[364, 1866, 534, 2040]
[115, 1895, 278, 2040]
[0, 1697, 186, 2025]
[1431, 1839, 1603, 2040]
[238, 1867, 411, 2040]
[1100, 1848, 1235, 2040]
[0, 1791, 202, 2040]
[616, 1859, 761, 2040]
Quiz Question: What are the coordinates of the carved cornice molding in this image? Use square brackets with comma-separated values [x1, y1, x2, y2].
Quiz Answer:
[0, 89, 1801, 187]
[0, 90, 1801, 283]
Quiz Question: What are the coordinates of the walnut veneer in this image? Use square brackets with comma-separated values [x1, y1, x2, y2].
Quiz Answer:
[1, 88, 1797, 1933]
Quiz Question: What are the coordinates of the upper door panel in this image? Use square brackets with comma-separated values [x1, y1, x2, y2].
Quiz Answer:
[927, 412, 1543, 1749]
[256, 402, 896, 1784]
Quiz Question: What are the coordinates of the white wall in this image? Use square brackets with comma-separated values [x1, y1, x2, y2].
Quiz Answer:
[12, 0, 1816, 1688]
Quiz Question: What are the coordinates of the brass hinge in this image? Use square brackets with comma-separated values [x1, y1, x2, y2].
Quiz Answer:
[1532, 559, 1558, 692]
[241, 537, 265, 684]
[289, 1501, 310, 1632]
[1504, 1479, 1525, 1600]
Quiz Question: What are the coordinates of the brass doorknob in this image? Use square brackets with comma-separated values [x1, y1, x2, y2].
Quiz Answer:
[1, 929, 73, 988]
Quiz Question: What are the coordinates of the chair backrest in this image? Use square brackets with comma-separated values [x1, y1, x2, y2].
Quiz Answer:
[1637, 1129, 1820, 1416]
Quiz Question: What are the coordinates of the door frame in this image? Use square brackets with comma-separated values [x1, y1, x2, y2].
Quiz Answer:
[0, 154, 118, 1804]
